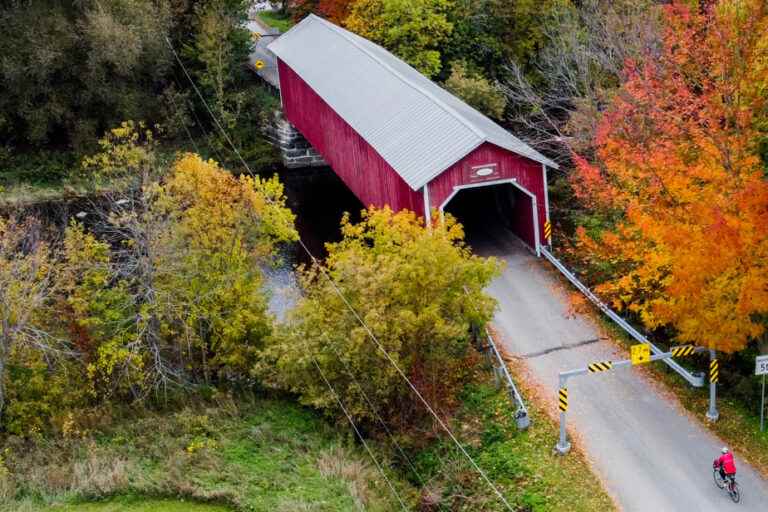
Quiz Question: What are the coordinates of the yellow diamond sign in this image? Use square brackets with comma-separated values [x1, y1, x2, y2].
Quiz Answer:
[631, 344, 651, 365]
[255, 60, 265, 70]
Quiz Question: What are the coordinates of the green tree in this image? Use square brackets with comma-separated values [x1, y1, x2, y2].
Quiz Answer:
[67, 127, 296, 401]
[345, 0, 454, 78]
[183, 0, 280, 169]
[0, 0, 173, 150]
[441, 0, 567, 82]
[261, 208, 501, 427]
[161, 153, 297, 379]
[444, 61, 507, 119]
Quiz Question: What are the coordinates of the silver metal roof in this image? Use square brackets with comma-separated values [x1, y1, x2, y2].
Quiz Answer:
[268, 14, 557, 191]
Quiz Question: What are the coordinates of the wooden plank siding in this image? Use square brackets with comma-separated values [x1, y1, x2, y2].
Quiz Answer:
[277, 59, 425, 216]
[427, 142, 546, 250]
[278, 58, 548, 250]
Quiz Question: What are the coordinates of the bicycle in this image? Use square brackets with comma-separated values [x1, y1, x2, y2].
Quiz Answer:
[713, 468, 742, 503]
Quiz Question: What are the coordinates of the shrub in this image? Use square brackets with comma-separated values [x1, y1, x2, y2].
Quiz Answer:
[260, 207, 501, 428]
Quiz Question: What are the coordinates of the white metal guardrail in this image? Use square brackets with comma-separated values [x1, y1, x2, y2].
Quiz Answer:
[540, 247, 705, 388]
[482, 328, 530, 429]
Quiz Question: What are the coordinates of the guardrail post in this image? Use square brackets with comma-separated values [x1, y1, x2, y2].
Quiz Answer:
[555, 374, 571, 455]
[707, 349, 719, 421]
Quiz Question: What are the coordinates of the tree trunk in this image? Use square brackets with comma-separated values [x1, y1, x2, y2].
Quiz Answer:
[0, 336, 7, 423]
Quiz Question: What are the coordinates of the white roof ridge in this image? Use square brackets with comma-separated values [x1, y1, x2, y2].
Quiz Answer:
[306, 14, 486, 143]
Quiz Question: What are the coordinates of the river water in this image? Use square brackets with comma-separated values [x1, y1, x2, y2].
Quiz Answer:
[264, 166, 363, 318]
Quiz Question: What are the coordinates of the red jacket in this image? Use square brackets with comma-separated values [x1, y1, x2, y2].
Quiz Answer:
[715, 452, 736, 474]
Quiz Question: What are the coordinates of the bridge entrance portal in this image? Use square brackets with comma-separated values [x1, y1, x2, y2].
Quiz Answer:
[441, 180, 539, 255]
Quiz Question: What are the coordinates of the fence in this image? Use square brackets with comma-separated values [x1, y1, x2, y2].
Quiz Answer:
[540, 247, 705, 388]
[477, 327, 530, 430]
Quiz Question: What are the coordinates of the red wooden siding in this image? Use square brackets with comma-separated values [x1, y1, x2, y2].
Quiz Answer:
[277, 59, 424, 216]
[509, 189, 536, 250]
[278, 59, 548, 249]
[427, 142, 547, 248]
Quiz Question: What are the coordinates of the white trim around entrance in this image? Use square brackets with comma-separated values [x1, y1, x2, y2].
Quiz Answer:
[437, 178, 541, 256]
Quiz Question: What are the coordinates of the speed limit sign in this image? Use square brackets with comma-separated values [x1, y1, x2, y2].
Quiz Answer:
[758, 355, 768, 432]
[756, 355, 768, 376]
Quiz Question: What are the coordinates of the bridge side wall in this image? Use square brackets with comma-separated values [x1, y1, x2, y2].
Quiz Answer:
[277, 59, 424, 216]
[428, 143, 547, 249]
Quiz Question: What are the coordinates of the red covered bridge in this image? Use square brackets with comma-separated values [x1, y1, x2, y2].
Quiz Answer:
[269, 14, 557, 255]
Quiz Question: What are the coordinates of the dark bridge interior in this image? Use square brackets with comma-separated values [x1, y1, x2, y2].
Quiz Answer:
[443, 183, 535, 251]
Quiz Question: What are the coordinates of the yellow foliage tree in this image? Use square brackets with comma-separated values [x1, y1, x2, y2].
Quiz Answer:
[261, 207, 500, 426]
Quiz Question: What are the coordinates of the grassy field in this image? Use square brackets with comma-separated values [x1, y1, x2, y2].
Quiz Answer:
[410, 380, 615, 511]
[1, 396, 408, 512]
[257, 11, 294, 33]
[1, 380, 614, 512]
[35, 496, 229, 512]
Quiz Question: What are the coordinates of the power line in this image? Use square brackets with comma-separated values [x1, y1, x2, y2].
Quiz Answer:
[165, 36, 513, 511]
[167, 87, 201, 155]
[311, 356, 409, 511]
[325, 333, 425, 486]
[167, 37, 249, 176]
[170, 72, 227, 164]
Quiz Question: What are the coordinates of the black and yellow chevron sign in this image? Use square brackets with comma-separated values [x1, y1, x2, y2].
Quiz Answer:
[558, 388, 568, 412]
[588, 361, 613, 373]
[544, 220, 552, 242]
[710, 359, 719, 383]
[671, 345, 696, 357]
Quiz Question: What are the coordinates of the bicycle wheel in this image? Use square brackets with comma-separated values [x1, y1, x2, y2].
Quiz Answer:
[713, 469, 726, 489]
[729, 482, 741, 503]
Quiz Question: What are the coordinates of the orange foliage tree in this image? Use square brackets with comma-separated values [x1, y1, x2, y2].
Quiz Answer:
[571, 0, 768, 353]
[291, 0, 356, 24]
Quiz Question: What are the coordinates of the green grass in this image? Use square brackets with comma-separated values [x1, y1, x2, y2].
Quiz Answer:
[1, 382, 615, 512]
[257, 11, 294, 33]
[1, 396, 409, 512]
[0, 150, 83, 208]
[41, 496, 229, 512]
[410, 378, 615, 511]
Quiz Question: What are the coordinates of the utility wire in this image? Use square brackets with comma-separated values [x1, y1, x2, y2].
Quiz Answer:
[325, 333, 425, 486]
[170, 72, 227, 163]
[167, 88, 201, 155]
[166, 36, 513, 511]
[311, 356, 409, 511]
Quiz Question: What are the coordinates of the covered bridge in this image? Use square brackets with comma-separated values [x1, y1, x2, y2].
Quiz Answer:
[268, 14, 557, 254]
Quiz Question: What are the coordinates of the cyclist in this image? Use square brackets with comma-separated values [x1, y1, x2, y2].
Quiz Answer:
[713, 447, 737, 483]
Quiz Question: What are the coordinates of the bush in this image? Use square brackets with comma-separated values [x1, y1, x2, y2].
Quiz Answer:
[260, 207, 501, 428]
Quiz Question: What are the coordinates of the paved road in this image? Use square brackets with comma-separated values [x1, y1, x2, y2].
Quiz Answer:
[469, 223, 768, 511]
[246, 16, 281, 88]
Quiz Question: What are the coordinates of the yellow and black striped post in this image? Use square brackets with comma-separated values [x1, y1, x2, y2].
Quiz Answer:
[544, 220, 552, 245]
[707, 349, 720, 421]
[710, 359, 719, 384]
[588, 361, 613, 373]
[671, 345, 696, 357]
[556, 384, 571, 454]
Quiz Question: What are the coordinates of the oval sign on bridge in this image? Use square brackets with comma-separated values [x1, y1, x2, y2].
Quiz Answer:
[476, 167, 494, 177]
